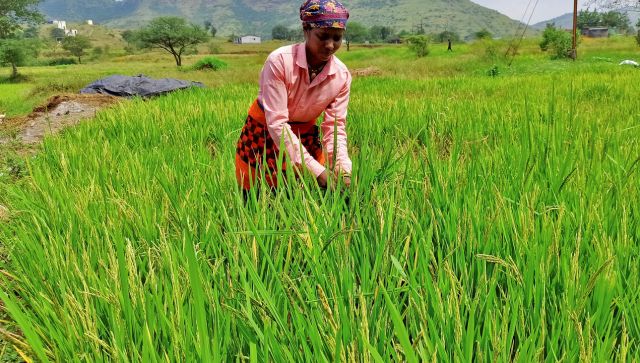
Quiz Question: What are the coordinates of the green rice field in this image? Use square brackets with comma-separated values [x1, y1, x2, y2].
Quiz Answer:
[0, 37, 639, 361]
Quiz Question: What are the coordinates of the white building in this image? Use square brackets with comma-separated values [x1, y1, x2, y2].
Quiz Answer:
[86, 20, 94, 25]
[53, 20, 67, 30]
[65, 29, 78, 37]
[234, 35, 261, 44]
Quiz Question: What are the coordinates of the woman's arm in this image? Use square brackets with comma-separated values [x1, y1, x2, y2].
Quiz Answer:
[261, 54, 326, 178]
[321, 73, 352, 176]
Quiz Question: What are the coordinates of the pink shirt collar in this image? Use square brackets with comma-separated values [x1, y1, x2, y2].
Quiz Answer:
[294, 43, 338, 76]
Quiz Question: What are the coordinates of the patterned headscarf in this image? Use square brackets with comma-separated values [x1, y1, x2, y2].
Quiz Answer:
[299, 0, 350, 29]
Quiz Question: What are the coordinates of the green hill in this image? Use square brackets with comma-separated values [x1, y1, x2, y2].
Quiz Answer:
[39, 0, 530, 39]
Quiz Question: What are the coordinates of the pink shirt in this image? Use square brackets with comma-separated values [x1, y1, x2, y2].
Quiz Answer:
[258, 43, 352, 178]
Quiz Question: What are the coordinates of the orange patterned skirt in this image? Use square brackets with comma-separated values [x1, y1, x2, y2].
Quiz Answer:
[235, 100, 325, 190]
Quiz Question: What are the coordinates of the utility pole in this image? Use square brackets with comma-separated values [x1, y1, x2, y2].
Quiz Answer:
[571, 0, 578, 59]
[413, 18, 426, 34]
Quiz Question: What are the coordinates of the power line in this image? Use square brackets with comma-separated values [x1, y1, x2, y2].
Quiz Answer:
[508, 0, 541, 66]
[505, 0, 536, 58]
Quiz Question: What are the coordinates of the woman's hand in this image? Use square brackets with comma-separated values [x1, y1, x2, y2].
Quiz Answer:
[317, 170, 330, 188]
[342, 176, 351, 188]
[317, 170, 351, 189]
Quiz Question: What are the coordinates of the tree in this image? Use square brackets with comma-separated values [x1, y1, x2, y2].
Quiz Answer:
[121, 29, 138, 54]
[203, 20, 217, 37]
[369, 25, 393, 43]
[413, 23, 426, 35]
[0, 0, 43, 39]
[272, 25, 291, 40]
[474, 29, 493, 40]
[578, 9, 631, 33]
[272, 25, 299, 41]
[0, 40, 26, 78]
[23, 25, 39, 39]
[601, 11, 631, 32]
[121, 29, 136, 43]
[344, 21, 368, 50]
[134, 17, 208, 66]
[577, 9, 602, 30]
[290, 28, 303, 41]
[62, 35, 91, 64]
[539, 25, 573, 59]
[435, 30, 460, 43]
[406, 35, 430, 57]
[0, 0, 42, 79]
[272, 25, 300, 41]
[585, 0, 640, 8]
[398, 30, 411, 38]
[50, 27, 65, 40]
[0, 38, 38, 78]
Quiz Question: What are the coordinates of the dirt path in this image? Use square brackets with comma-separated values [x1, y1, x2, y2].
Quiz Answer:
[0, 94, 121, 145]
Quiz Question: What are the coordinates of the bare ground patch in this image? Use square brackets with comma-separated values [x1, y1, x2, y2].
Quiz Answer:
[0, 93, 121, 145]
[352, 67, 382, 77]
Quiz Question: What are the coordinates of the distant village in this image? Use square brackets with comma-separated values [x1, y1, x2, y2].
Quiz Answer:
[46, 19, 94, 39]
[46, 18, 266, 44]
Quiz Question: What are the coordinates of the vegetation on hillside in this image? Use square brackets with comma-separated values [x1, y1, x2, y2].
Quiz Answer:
[38, 0, 528, 40]
[1, 13, 640, 360]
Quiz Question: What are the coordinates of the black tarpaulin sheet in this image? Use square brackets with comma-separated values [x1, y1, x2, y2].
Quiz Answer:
[80, 74, 204, 97]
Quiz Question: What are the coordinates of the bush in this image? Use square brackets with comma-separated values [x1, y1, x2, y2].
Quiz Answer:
[469, 39, 502, 62]
[487, 65, 500, 77]
[91, 46, 104, 59]
[482, 39, 500, 61]
[405, 35, 430, 57]
[475, 29, 493, 40]
[540, 25, 573, 59]
[50, 58, 77, 65]
[191, 56, 227, 71]
[124, 45, 136, 55]
[207, 42, 221, 54]
[36, 57, 78, 66]
[183, 46, 199, 56]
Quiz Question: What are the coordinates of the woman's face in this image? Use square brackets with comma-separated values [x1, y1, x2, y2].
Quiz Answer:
[304, 27, 345, 63]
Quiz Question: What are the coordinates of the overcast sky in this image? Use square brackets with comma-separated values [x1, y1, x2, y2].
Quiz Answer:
[470, 0, 591, 23]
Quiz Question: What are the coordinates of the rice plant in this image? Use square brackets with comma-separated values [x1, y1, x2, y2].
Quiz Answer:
[0, 42, 639, 362]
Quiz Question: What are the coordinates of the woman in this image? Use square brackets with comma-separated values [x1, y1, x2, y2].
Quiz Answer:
[235, 0, 353, 194]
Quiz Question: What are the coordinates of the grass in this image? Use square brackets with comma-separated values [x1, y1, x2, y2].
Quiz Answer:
[0, 36, 639, 361]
